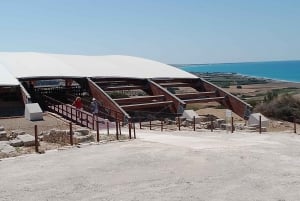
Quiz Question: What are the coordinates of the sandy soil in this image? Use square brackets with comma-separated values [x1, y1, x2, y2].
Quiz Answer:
[1, 130, 300, 201]
[227, 81, 300, 96]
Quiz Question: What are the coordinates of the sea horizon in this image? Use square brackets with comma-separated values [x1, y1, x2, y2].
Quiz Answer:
[175, 60, 300, 83]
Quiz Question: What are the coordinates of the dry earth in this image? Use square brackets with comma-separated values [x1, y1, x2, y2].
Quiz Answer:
[227, 81, 300, 96]
[1, 129, 300, 201]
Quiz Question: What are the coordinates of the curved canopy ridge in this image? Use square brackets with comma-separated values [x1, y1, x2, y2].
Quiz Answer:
[50, 54, 197, 78]
[0, 52, 83, 79]
[0, 52, 197, 83]
[0, 63, 19, 86]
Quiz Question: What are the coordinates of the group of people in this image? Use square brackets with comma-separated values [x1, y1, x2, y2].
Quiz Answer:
[72, 96, 99, 116]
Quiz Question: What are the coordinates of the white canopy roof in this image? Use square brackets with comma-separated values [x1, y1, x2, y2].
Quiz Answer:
[0, 52, 196, 86]
[0, 63, 19, 86]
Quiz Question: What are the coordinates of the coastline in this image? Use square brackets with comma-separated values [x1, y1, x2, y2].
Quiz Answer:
[176, 60, 300, 83]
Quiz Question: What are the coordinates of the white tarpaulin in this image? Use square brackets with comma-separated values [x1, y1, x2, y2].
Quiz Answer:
[0, 52, 197, 86]
[0, 63, 19, 86]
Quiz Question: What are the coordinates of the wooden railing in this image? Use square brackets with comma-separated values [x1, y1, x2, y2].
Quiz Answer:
[43, 95, 115, 130]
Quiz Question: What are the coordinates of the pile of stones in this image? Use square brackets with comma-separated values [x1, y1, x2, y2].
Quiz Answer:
[0, 126, 36, 155]
[41, 128, 94, 145]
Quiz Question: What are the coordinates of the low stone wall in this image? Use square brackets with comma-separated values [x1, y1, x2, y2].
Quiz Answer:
[42, 129, 94, 145]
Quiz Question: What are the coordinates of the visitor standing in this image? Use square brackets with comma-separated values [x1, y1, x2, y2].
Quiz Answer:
[72, 97, 83, 119]
[90, 98, 99, 115]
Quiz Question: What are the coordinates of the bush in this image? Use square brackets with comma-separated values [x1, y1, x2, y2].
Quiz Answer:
[108, 92, 129, 99]
[254, 94, 300, 121]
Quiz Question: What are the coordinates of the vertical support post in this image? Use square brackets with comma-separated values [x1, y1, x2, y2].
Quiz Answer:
[70, 107, 73, 121]
[86, 113, 88, 127]
[133, 123, 136, 139]
[259, 115, 262, 134]
[294, 116, 297, 134]
[116, 121, 119, 135]
[129, 122, 132, 139]
[107, 121, 110, 135]
[193, 116, 196, 131]
[69, 122, 73, 145]
[116, 121, 119, 140]
[92, 115, 95, 130]
[178, 117, 181, 131]
[75, 109, 78, 122]
[34, 125, 39, 153]
[210, 116, 213, 132]
[96, 121, 99, 142]
[119, 122, 122, 135]
[139, 121, 142, 129]
[231, 116, 234, 133]
[150, 121, 152, 130]
[161, 119, 163, 132]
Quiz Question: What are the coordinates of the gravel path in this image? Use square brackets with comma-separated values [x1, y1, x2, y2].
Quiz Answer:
[1, 130, 300, 201]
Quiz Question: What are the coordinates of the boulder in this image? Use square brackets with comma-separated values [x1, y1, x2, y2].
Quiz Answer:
[11, 130, 26, 137]
[9, 139, 24, 147]
[0, 141, 15, 154]
[0, 131, 8, 141]
[75, 129, 90, 136]
[73, 134, 94, 144]
[17, 134, 35, 147]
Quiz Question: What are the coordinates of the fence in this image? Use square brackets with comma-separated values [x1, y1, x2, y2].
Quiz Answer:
[137, 115, 299, 134]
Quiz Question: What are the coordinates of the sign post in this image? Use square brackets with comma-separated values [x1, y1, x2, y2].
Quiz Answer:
[225, 109, 232, 133]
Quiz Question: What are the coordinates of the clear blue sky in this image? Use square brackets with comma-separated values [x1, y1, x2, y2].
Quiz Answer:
[0, 0, 299, 64]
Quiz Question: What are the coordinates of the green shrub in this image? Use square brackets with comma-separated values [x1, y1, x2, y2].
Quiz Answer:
[254, 94, 300, 121]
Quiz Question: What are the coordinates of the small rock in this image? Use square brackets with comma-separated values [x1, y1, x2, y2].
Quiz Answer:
[11, 130, 26, 136]
[0, 131, 8, 141]
[75, 129, 90, 136]
[0, 141, 15, 154]
[0, 126, 4, 131]
[9, 139, 24, 147]
[17, 134, 36, 147]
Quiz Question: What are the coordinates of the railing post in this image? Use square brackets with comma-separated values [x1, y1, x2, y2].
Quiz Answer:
[139, 121, 142, 129]
[96, 121, 99, 142]
[86, 113, 88, 128]
[71, 107, 73, 121]
[150, 120, 152, 130]
[193, 116, 196, 131]
[106, 120, 110, 135]
[129, 122, 132, 139]
[294, 116, 297, 134]
[92, 115, 95, 130]
[75, 109, 78, 122]
[116, 121, 119, 139]
[210, 116, 213, 132]
[178, 117, 181, 131]
[119, 122, 122, 135]
[231, 116, 234, 133]
[69, 122, 73, 145]
[116, 121, 119, 140]
[34, 125, 39, 153]
[161, 119, 163, 132]
[259, 115, 262, 134]
[133, 123, 136, 139]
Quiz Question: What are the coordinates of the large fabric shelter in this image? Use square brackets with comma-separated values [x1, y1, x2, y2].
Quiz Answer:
[0, 63, 19, 86]
[0, 52, 197, 85]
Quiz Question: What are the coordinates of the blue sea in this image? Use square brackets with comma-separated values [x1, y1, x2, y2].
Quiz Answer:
[178, 60, 300, 83]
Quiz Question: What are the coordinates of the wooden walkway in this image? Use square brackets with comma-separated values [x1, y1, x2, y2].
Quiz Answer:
[49, 104, 116, 130]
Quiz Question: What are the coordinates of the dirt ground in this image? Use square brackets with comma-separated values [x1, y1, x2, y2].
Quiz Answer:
[227, 81, 300, 96]
[0, 113, 127, 158]
[1, 130, 300, 201]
